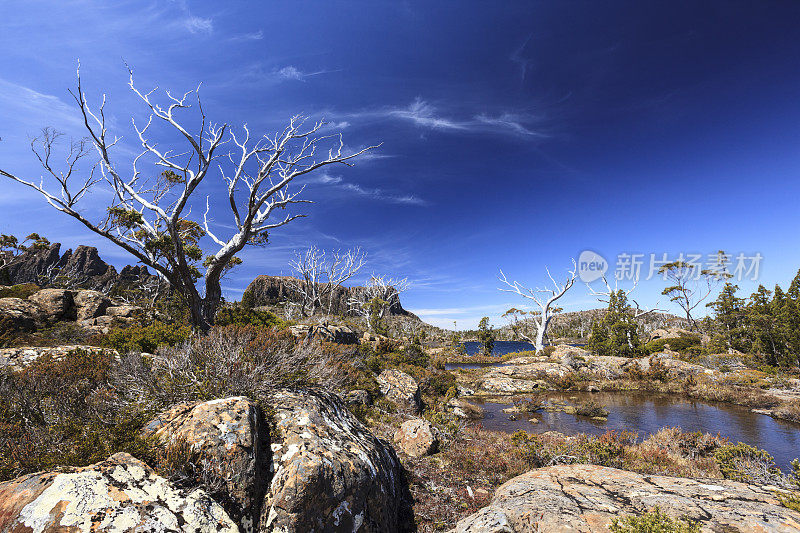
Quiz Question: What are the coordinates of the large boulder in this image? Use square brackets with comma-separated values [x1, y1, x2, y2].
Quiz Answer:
[452, 464, 800, 532]
[377, 369, 421, 413]
[0, 452, 238, 532]
[73, 289, 112, 321]
[143, 396, 269, 533]
[105, 305, 142, 318]
[0, 297, 43, 331]
[263, 389, 407, 532]
[393, 418, 438, 457]
[27, 288, 75, 321]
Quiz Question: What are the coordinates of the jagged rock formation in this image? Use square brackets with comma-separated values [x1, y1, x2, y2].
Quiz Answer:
[452, 464, 800, 532]
[0, 452, 238, 532]
[242, 275, 413, 318]
[1, 242, 158, 294]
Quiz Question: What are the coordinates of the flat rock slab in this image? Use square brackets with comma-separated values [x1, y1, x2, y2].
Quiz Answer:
[452, 464, 800, 532]
[0, 452, 237, 533]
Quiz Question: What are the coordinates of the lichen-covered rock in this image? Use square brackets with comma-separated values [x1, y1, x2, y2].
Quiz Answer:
[263, 389, 406, 532]
[0, 297, 43, 331]
[394, 419, 437, 457]
[0, 452, 238, 533]
[0, 345, 117, 371]
[105, 305, 142, 318]
[377, 369, 421, 413]
[73, 289, 111, 321]
[446, 397, 483, 419]
[479, 376, 548, 394]
[452, 464, 800, 532]
[27, 288, 75, 321]
[143, 396, 269, 533]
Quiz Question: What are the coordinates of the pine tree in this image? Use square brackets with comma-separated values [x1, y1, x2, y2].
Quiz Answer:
[589, 290, 642, 357]
[477, 316, 496, 356]
[707, 282, 747, 354]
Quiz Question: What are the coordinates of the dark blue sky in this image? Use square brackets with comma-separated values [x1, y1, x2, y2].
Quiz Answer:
[2, 1, 800, 328]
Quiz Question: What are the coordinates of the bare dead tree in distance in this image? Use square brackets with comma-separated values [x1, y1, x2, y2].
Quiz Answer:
[499, 260, 577, 352]
[0, 64, 376, 331]
[286, 246, 367, 317]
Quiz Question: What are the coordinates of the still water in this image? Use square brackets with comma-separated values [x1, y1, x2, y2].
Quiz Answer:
[475, 391, 800, 470]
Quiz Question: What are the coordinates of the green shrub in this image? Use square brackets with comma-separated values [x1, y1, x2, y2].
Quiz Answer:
[0, 283, 40, 299]
[645, 335, 701, 355]
[575, 400, 609, 418]
[778, 459, 800, 511]
[419, 371, 456, 398]
[610, 507, 700, 533]
[214, 305, 285, 329]
[102, 322, 191, 354]
[714, 442, 779, 483]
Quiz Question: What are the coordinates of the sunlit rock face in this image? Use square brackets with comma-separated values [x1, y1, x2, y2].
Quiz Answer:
[0, 452, 238, 533]
[452, 464, 800, 533]
[262, 389, 407, 533]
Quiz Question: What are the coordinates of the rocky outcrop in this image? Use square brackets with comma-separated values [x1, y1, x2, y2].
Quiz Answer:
[264, 389, 408, 532]
[0, 297, 43, 331]
[242, 275, 413, 318]
[446, 397, 484, 419]
[1, 242, 159, 294]
[394, 419, 438, 457]
[479, 376, 549, 394]
[452, 464, 800, 532]
[27, 288, 75, 321]
[0, 345, 117, 371]
[143, 397, 269, 533]
[73, 289, 112, 321]
[0, 452, 238, 532]
[377, 369, 421, 413]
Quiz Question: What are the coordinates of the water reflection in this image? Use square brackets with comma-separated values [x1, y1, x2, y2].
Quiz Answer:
[475, 391, 800, 470]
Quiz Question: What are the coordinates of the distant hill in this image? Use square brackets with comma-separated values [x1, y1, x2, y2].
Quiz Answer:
[492, 308, 688, 342]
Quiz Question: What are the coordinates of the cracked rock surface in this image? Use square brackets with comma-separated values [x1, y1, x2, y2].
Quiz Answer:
[0, 452, 238, 533]
[262, 389, 406, 532]
[452, 464, 800, 532]
[144, 396, 269, 533]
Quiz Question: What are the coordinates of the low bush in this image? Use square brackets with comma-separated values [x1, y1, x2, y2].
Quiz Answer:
[575, 400, 609, 418]
[0, 283, 40, 299]
[214, 304, 285, 329]
[645, 335, 701, 355]
[778, 459, 800, 511]
[714, 442, 781, 484]
[610, 507, 700, 533]
[102, 321, 191, 354]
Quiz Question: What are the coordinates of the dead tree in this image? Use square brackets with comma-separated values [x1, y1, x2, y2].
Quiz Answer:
[499, 260, 577, 352]
[348, 274, 410, 333]
[286, 246, 366, 317]
[0, 64, 375, 331]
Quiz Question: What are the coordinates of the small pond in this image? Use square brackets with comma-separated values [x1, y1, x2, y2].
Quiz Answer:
[461, 340, 535, 357]
[474, 391, 800, 470]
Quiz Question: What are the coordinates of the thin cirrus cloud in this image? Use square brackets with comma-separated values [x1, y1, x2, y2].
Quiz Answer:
[310, 173, 427, 206]
[344, 97, 547, 138]
[275, 65, 342, 81]
[231, 30, 264, 42]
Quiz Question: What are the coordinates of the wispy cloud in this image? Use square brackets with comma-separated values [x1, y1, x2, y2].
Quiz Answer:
[0, 78, 82, 130]
[342, 97, 547, 138]
[171, 0, 213, 34]
[276, 65, 341, 81]
[308, 173, 427, 206]
[231, 30, 264, 42]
